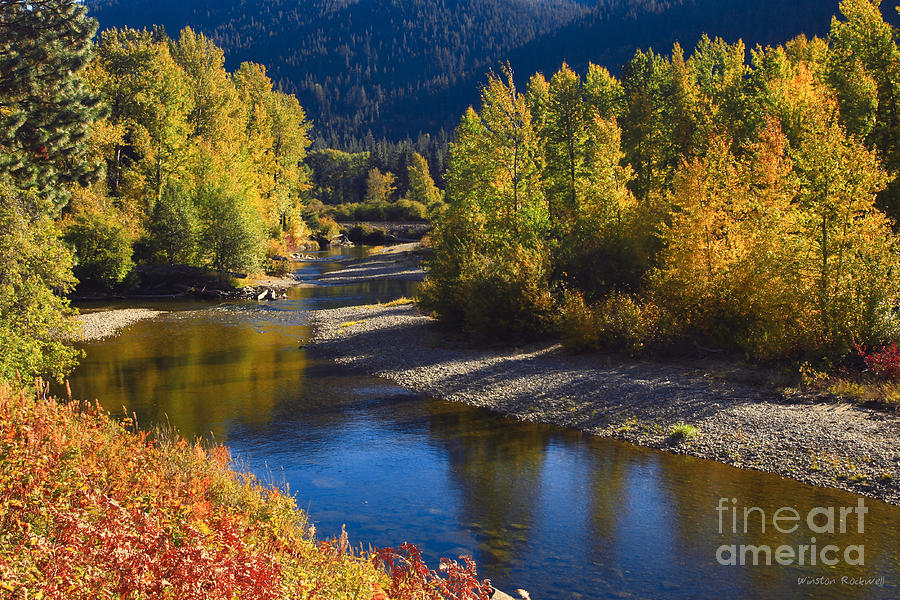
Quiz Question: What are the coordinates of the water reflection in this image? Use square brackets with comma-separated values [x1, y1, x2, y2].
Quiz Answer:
[69, 309, 308, 440]
[64, 251, 900, 600]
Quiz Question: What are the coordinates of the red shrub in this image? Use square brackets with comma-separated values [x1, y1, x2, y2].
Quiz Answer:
[374, 543, 493, 600]
[856, 342, 900, 380]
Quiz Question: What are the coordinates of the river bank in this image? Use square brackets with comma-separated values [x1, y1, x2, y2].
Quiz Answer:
[304, 242, 427, 285]
[307, 251, 900, 505]
[73, 308, 167, 341]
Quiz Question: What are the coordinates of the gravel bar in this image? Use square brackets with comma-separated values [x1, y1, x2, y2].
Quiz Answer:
[309, 301, 900, 505]
[73, 308, 166, 341]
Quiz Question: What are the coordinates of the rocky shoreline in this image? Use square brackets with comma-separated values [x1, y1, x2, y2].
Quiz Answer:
[73, 308, 167, 341]
[306, 256, 900, 506]
[308, 242, 427, 285]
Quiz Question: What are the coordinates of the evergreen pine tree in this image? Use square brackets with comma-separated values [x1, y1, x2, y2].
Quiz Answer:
[0, 0, 105, 210]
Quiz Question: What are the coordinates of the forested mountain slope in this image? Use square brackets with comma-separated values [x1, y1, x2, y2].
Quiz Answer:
[85, 0, 900, 142]
[85, 0, 592, 142]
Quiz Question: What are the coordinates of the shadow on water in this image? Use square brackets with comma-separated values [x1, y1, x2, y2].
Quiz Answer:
[65, 248, 900, 600]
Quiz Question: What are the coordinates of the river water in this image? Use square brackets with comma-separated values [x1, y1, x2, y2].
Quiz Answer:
[68, 248, 899, 600]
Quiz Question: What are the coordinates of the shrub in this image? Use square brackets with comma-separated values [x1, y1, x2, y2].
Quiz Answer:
[558, 291, 660, 355]
[264, 238, 293, 276]
[327, 200, 430, 223]
[387, 199, 427, 221]
[316, 216, 341, 241]
[375, 543, 492, 600]
[347, 224, 389, 245]
[0, 383, 385, 599]
[0, 382, 498, 600]
[455, 246, 556, 341]
[64, 211, 134, 291]
[856, 342, 900, 381]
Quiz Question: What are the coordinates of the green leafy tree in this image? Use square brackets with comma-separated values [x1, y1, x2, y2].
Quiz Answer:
[198, 187, 264, 273]
[148, 182, 199, 264]
[827, 0, 900, 218]
[544, 63, 588, 226]
[406, 152, 443, 213]
[64, 212, 134, 291]
[560, 114, 648, 297]
[421, 66, 553, 339]
[448, 65, 548, 247]
[0, 182, 79, 381]
[0, 0, 105, 209]
[620, 49, 677, 201]
[91, 27, 192, 206]
[793, 104, 898, 350]
[584, 63, 626, 120]
[172, 28, 241, 144]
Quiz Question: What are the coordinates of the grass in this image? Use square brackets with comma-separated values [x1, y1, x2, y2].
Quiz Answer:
[796, 352, 900, 409]
[669, 422, 699, 440]
[827, 379, 900, 406]
[615, 417, 664, 435]
[807, 450, 871, 483]
[339, 320, 364, 328]
[798, 370, 900, 408]
[378, 297, 414, 307]
[0, 381, 493, 600]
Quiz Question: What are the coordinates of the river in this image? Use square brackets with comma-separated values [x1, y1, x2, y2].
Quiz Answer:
[68, 248, 900, 600]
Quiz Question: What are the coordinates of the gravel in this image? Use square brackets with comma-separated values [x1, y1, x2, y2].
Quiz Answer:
[73, 308, 166, 341]
[312, 244, 426, 284]
[309, 301, 900, 505]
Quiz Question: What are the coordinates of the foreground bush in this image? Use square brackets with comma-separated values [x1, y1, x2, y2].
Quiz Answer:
[0, 382, 492, 599]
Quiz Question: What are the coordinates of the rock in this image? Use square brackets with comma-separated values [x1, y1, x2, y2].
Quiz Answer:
[330, 233, 354, 246]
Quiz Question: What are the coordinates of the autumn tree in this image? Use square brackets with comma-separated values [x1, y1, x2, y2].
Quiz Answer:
[406, 152, 443, 218]
[364, 168, 397, 205]
[652, 123, 803, 355]
[420, 66, 553, 338]
[827, 0, 900, 218]
[793, 103, 898, 351]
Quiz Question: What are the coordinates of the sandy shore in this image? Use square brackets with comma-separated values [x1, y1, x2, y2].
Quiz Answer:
[73, 308, 166, 341]
[306, 258, 900, 505]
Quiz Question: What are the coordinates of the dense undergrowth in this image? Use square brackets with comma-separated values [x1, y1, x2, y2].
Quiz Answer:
[0, 382, 493, 599]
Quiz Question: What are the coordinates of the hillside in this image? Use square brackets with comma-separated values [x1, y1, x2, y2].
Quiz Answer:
[86, 0, 900, 143]
[85, 0, 592, 143]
